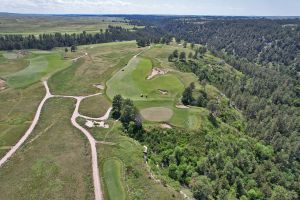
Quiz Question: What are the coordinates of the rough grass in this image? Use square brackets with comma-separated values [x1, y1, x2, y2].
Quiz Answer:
[0, 98, 93, 200]
[0, 83, 44, 158]
[140, 107, 174, 122]
[79, 95, 111, 118]
[49, 41, 141, 96]
[103, 158, 126, 200]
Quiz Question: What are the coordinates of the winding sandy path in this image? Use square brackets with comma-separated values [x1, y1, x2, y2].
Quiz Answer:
[0, 81, 52, 167]
[71, 97, 103, 200]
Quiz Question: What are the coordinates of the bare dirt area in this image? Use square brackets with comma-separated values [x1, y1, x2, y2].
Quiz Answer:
[176, 104, 189, 109]
[147, 68, 168, 80]
[0, 79, 6, 91]
[93, 84, 105, 90]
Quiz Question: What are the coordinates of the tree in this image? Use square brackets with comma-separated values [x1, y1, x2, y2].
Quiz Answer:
[183, 41, 187, 48]
[179, 52, 186, 62]
[173, 49, 179, 58]
[71, 45, 77, 52]
[188, 52, 193, 60]
[168, 54, 174, 62]
[191, 43, 195, 49]
[64, 47, 68, 53]
[112, 95, 123, 119]
[120, 99, 136, 130]
[208, 112, 218, 127]
[176, 38, 181, 44]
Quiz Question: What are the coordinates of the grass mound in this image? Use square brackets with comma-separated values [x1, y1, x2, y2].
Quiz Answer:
[140, 107, 173, 122]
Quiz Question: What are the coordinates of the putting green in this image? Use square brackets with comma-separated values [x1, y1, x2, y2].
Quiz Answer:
[106, 57, 184, 101]
[103, 158, 126, 200]
[140, 107, 173, 122]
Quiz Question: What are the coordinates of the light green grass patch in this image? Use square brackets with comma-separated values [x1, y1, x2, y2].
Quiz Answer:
[106, 57, 184, 101]
[2, 52, 18, 60]
[5, 53, 71, 88]
[103, 158, 126, 200]
[140, 107, 173, 122]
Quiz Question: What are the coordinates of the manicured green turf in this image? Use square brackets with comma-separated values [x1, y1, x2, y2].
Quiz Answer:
[4, 52, 71, 88]
[140, 107, 174, 122]
[0, 98, 93, 200]
[103, 158, 126, 200]
[106, 57, 184, 101]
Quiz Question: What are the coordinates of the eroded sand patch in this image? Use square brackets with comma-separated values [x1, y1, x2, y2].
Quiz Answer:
[85, 120, 109, 129]
[147, 68, 168, 80]
[0, 79, 6, 91]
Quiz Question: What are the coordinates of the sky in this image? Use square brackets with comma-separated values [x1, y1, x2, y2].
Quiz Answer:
[1, 0, 300, 16]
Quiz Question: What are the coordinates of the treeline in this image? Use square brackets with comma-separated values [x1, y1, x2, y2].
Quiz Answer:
[0, 26, 166, 50]
[164, 19, 300, 72]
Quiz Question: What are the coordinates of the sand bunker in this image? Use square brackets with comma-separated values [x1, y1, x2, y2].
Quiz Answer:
[0, 79, 6, 91]
[94, 84, 105, 90]
[161, 123, 172, 129]
[176, 104, 189, 109]
[158, 89, 168, 95]
[147, 68, 167, 80]
[85, 120, 109, 128]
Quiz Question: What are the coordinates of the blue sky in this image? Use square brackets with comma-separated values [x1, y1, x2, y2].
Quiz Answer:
[1, 0, 300, 16]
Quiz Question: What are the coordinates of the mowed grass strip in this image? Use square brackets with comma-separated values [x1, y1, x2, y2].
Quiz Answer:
[0, 98, 94, 200]
[140, 107, 173, 122]
[103, 158, 126, 200]
[106, 57, 184, 101]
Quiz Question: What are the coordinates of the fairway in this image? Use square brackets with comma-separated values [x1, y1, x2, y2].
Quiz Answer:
[106, 57, 184, 101]
[103, 158, 126, 200]
[140, 107, 173, 122]
[5, 53, 71, 88]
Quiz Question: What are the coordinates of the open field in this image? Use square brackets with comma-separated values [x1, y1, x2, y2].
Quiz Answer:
[0, 15, 141, 35]
[79, 94, 111, 118]
[0, 98, 93, 200]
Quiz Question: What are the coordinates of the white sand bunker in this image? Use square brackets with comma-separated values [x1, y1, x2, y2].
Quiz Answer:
[0, 79, 6, 91]
[158, 89, 168, 95]
[140, 107, 173, 122]
[85, 120, 109, 128]
[147, 68, 167, 80]
[176, 104, 189, 109]
[161, 123, 172, 129]
[93, 84, 105, 90]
